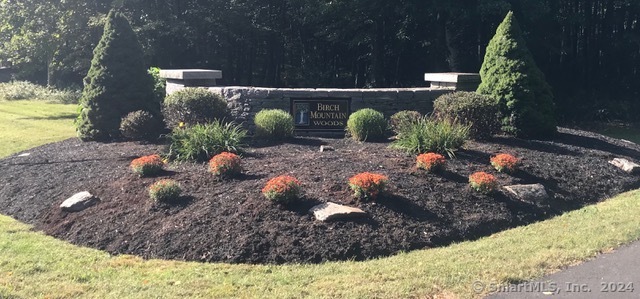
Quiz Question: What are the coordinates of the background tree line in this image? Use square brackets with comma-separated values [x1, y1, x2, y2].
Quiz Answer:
[1, 0, 639, 122]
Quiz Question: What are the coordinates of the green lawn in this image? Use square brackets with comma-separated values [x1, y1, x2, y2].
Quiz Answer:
[1, 101, 640, 298]
[594, 123, 640, 144]
[0, 100, 77, 157]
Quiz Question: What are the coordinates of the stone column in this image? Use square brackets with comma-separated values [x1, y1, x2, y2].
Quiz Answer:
[158, 69, 222, 95]
[424, 73, 480, 91]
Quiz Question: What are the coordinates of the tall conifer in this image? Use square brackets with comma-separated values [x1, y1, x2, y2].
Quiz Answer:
[76, 9, 159, 141]
[477, 11, 557, 138]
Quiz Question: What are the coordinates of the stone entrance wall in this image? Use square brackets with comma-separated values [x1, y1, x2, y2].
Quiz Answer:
[204, 86, 452, 132]
[159, 69, 479, 133]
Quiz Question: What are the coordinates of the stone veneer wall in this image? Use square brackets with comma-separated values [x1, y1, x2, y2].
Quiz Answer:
[169, 86, 454, 132]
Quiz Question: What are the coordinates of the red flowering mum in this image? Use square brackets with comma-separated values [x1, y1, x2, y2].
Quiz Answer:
[490, 153, 519, 173]
[469, 171, 498, 194]
[208, 152, 242, 177]
[416, 153, 446, 172]
[130, 154, 164, 177]
[348, 172, 388, 201]
[262, 175, 302, 203]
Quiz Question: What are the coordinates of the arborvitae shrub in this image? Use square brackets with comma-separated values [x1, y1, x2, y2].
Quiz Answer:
[76, 9, 159, 141]
[120, 110, 163, 141]
[433, 91, 499, 140]
[389, 110, 422, 136]
[162, 88, 229, 129]
[477, 11, 557, 138]
[346, 108, 387, 141]
[253, 109, 294, 140]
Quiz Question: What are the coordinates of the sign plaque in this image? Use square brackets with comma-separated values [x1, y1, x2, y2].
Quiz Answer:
[290, 98, 351, 132]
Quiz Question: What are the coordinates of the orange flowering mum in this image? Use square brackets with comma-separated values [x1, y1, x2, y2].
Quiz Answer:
[262, 175, 302, 203]
[130, 154, 164, 177]
[469, 171, 498, 194]
[209, 152, 242, 177]
[348, 172, 388, 201]
[416, 153, 446, 172]
[490, 153, 519, 173]
[149, 179, 182, 202]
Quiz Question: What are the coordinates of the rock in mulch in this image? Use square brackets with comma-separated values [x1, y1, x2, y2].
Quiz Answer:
[609, 158, 640, 174]
[60, 191, 99, 212]
[319, 145, 335, 152]
[503, 184, 550, 203]
[310, 202, 367, 221]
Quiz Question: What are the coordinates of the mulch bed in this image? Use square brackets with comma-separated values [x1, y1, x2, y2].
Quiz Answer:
[1, 127, 639, 264]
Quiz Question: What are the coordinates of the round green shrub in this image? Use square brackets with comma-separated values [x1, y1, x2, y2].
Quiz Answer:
[433, 91, 499, 139]
[254, 109, 294, 140]
[119, 110, 164, 140]
[346, 108, 387, 141]
[389, 110, 422, 136]
[149, 179, 182, 202]
[162, 88, 229, 129]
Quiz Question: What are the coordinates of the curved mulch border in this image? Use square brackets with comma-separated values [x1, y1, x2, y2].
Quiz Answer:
[0, 127, 639, 264]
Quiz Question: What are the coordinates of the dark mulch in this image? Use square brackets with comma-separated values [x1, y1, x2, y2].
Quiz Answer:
[1, 127, 639, 264]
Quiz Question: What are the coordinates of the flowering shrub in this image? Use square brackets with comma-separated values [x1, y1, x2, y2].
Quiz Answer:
[130, 154, 164, 177]
[416, 152, 446, 172]
[208, 152, 242, 177]
[469, 172, 498, 194]
[262, 176, 302, 203]
[149, 179, 182, 202]
[490, 153, 519, 173]
[348, 172, 388, 201]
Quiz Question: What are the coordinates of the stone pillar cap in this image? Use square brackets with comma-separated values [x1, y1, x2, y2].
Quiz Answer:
[159, 69, 222, 80]
[424, 72, 480, 83]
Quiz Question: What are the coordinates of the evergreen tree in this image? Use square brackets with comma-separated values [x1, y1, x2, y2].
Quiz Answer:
[477, 11, 556, 138]
[76, 9, 159, 141]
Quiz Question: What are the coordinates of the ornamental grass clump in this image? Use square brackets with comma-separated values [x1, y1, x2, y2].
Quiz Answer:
[149, 179, 182, 202]
[130, 154, 164, 177]
[262, 176, 302, 203]
[391, 117, 470, 158]
[167, 121, 246, 162]
[416, 153, 446, 173]
[348, 172, 388, 201]
[469, 172, 498, 194]
[208, 152, 242, 177]
[490, 153, 519, 173]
